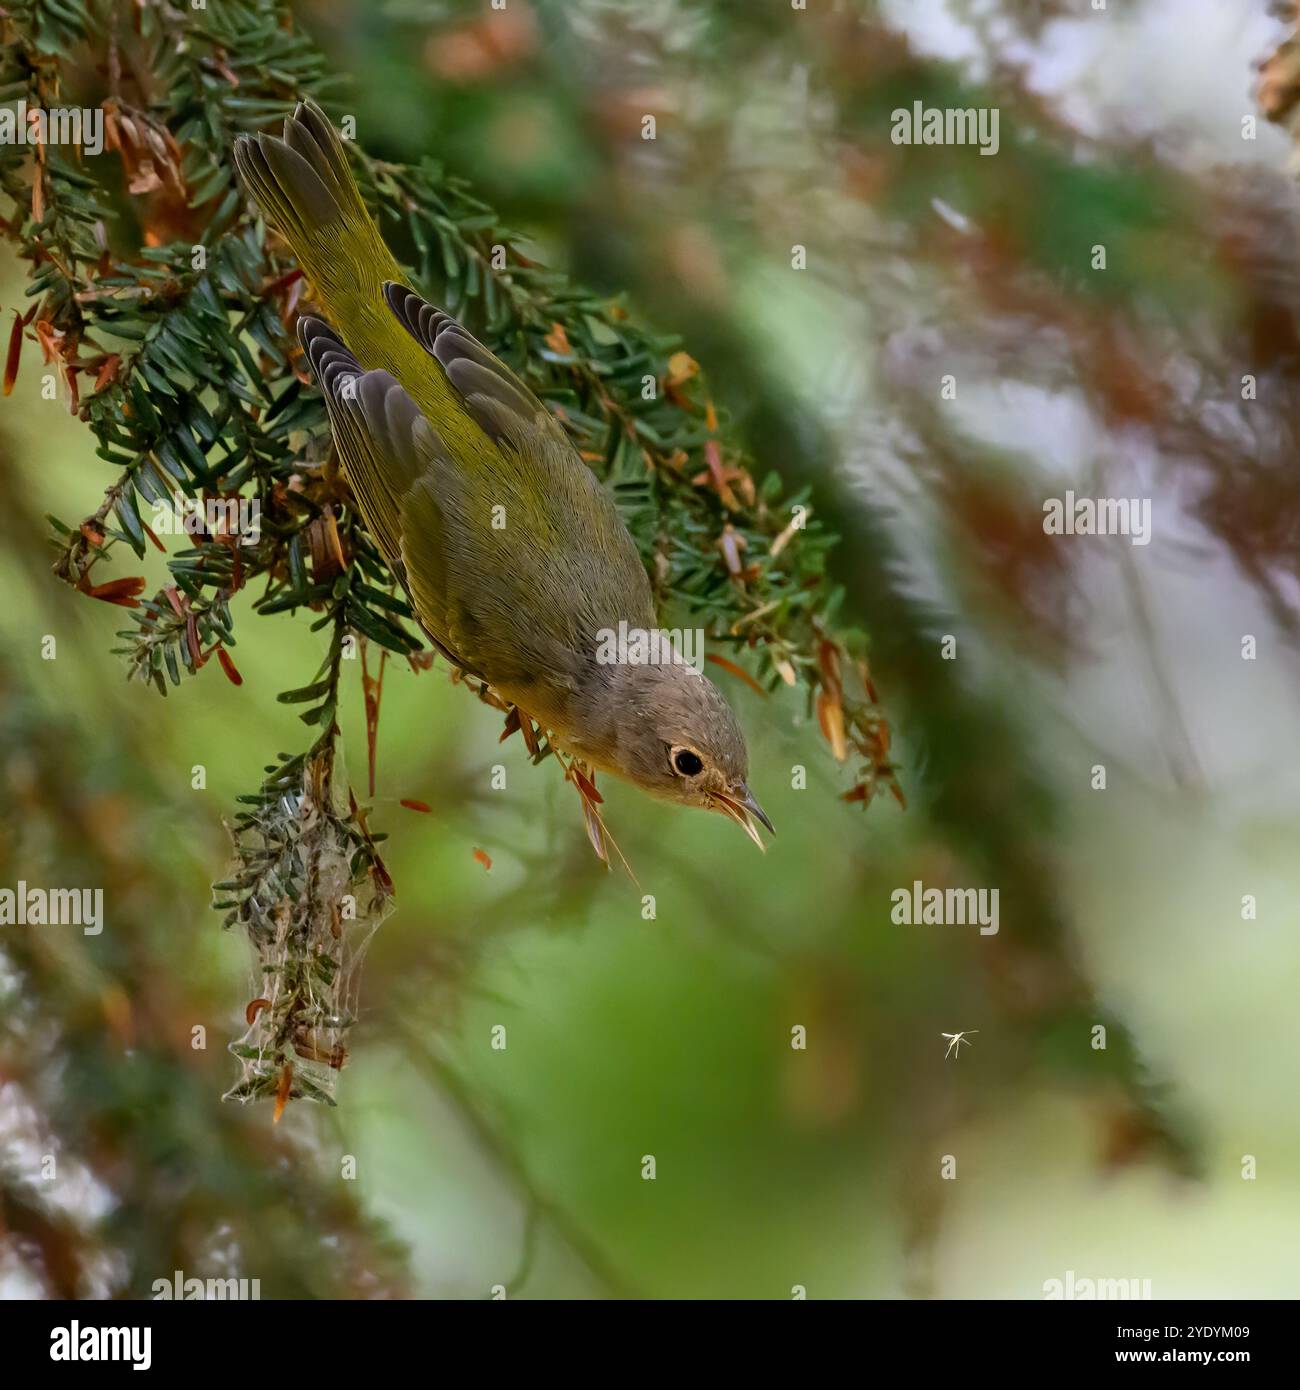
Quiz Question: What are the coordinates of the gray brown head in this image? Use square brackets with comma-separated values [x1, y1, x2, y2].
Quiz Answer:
[572, 658, 774, 847]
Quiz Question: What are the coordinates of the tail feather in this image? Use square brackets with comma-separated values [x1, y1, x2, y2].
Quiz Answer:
[232, 136, 303, 241]
[280, 100, 361, 220]
[235, 99, 465, 438]
[256, 132, 339, 229]
[233, 99, 401, 317]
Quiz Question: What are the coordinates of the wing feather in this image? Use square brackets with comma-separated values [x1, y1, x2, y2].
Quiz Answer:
[299, 293, 657, 723]
[298, 316, 469, 671]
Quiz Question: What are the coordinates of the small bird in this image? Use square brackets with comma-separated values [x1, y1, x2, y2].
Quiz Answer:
[233, 101, 772, 848]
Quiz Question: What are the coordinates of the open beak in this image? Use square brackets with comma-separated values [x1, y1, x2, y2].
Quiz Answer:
[709, 784, 775, 850]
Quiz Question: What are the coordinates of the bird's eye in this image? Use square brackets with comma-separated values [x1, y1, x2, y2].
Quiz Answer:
[672, 748, 704, 777]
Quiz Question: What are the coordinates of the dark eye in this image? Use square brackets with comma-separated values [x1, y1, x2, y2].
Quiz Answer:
[673, 748, 704, 777]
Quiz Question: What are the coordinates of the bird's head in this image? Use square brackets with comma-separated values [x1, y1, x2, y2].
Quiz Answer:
[589, 659, 773, 847]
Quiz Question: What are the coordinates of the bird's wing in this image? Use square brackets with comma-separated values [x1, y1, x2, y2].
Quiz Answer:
[299, 315, 477, 676]
[299, 311, 652, 717]
[299, 315, 431, 561]
[381, 282, 575, 454]
[375, 287, 657, 694]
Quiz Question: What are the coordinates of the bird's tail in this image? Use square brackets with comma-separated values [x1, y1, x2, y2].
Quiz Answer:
[233, 99, 403, 334]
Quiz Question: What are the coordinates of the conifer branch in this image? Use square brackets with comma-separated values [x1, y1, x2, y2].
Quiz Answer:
[2, 0, 898, 1107]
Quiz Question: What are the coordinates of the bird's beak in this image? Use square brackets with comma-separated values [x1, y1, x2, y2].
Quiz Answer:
[710, 783, 775, 850]
[738, 784, 775, 836]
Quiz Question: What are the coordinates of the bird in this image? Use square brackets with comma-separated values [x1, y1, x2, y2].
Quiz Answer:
[233, 100, 773, 852]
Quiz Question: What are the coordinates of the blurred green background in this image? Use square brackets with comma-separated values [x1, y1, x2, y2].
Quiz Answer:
[2, 0, 1299, 1298]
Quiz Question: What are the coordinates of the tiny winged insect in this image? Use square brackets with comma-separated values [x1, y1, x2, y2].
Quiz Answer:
[942, 1030, 978, 1059]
